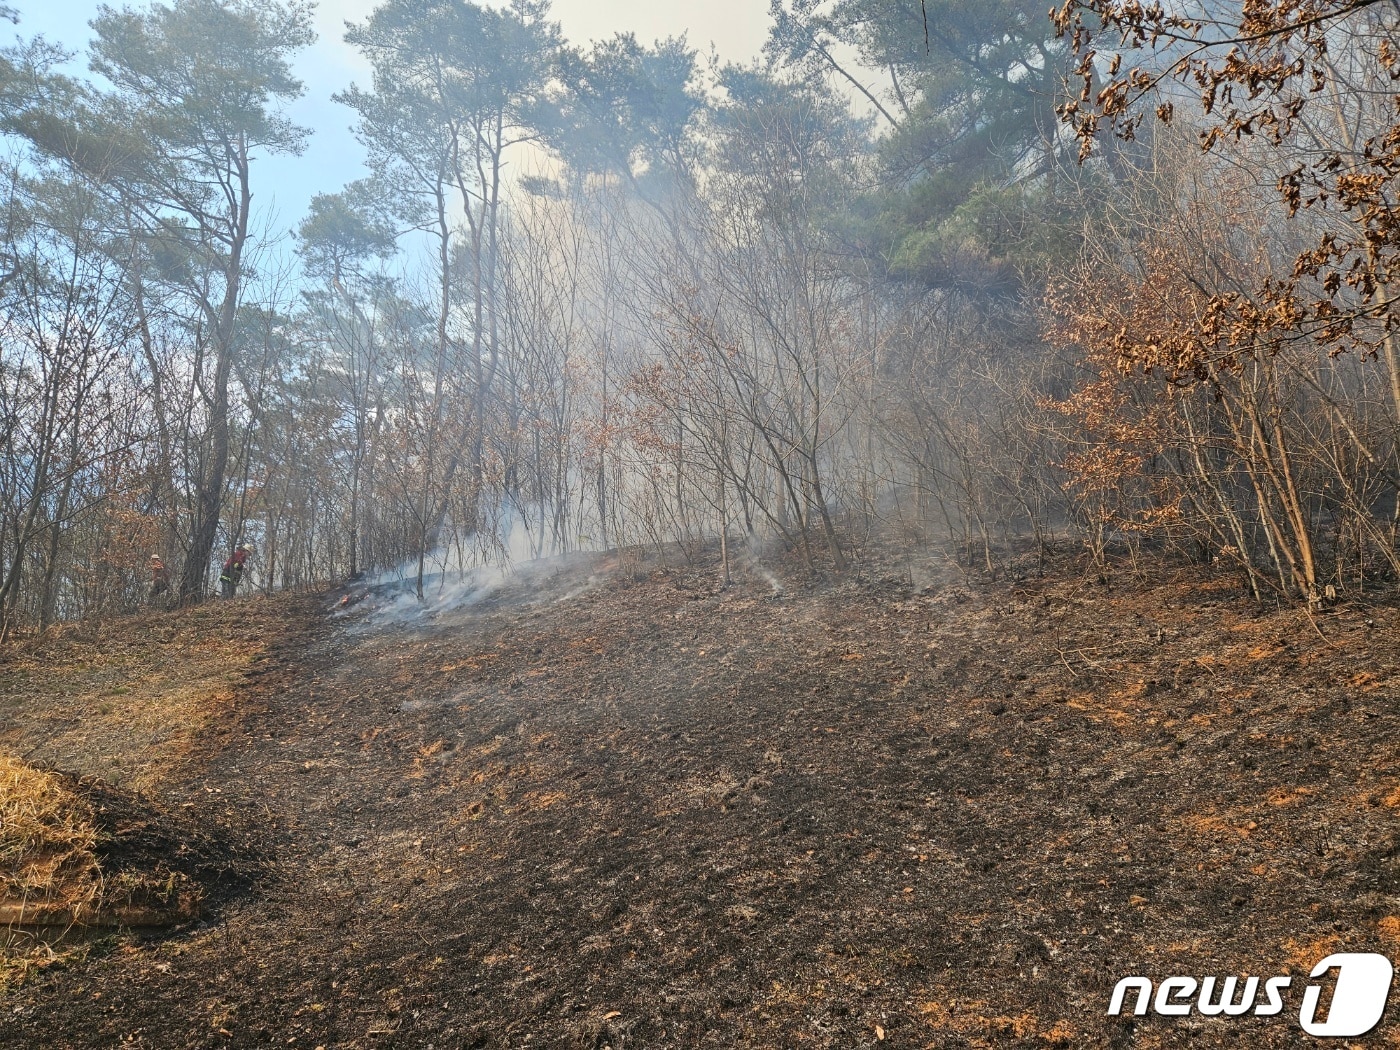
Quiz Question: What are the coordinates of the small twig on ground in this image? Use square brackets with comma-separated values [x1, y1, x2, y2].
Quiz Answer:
[1056, 648, 1085, 679]
[1302, 606, 1340, 649]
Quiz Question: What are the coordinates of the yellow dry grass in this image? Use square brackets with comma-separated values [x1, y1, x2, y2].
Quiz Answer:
[1379, 916, 1400, 944]
[0, 756, 205, 991]
[0, 597, 306, 992]
[0, 756, 101, 914]
[0, 596, 289, 793]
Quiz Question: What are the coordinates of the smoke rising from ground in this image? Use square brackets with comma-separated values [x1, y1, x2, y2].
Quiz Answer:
[334, 509, 609, 630]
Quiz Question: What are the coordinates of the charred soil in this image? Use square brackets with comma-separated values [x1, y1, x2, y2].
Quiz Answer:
[2, 548, 1399, 1048]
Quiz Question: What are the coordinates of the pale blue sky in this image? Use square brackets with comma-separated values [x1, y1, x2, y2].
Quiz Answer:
[5, 0, 774, 243]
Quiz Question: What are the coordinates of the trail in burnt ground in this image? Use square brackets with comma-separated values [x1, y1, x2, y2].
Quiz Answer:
[3, 552, 1399, 1049]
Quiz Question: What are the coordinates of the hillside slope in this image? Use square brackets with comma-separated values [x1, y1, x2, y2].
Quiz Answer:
[1, 552, 1398, 1048]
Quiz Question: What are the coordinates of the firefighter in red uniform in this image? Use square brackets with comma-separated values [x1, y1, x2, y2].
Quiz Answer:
[220, 543, 252, 598]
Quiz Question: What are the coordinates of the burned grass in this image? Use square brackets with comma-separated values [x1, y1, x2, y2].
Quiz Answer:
[0, 768, 253, 957]
[0, 550, 1397, 1047]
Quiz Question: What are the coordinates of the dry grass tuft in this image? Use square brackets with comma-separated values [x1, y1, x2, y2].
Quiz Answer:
[0, 756, 102, 920]
[0, 757, 182, 992]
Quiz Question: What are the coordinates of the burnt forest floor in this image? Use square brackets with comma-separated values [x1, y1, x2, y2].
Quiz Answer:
[2, 541, 1400, 1049]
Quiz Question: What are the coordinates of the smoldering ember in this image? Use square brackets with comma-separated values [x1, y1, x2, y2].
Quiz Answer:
[2, 1, 1400, 1047]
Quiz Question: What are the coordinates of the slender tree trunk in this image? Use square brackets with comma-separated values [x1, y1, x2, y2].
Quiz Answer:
[179, 138, 250, 603]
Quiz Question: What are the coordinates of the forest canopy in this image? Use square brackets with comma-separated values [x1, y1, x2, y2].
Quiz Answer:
[1, 0, 1398, 632]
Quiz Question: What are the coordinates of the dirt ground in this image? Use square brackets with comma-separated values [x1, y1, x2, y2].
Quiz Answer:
[1, 544, 1399, 1048]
